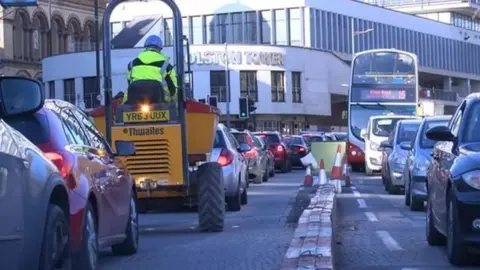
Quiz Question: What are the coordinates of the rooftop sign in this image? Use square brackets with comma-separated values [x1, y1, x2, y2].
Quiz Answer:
[188, 51, 285, 67]
[1, 0, 37, 7]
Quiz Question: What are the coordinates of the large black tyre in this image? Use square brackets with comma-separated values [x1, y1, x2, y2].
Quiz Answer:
[39, 204, 71, 270]
[73, 202, 98, 270]
[409, 180, 423, 211]
[112, 191, 139, 255]
[197, 162, 225, 232]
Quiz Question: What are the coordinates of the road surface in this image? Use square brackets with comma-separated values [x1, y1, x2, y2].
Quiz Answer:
[99, 170, 305, 270]
[335, 172, 480, 270]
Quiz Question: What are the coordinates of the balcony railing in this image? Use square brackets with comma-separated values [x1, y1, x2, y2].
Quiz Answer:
[363, 0, 474, 7]
[420, 89, 458, 102]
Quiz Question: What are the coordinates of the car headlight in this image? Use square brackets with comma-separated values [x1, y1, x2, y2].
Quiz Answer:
[414, 157, 430, 171]
[370, 142, 379, 151]
[462, 170, 480, 190]
[393, 155, 406, 166]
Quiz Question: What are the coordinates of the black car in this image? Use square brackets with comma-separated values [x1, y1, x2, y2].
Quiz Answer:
[426, 94, 480, 265]
[282, 135, 309, 167]
[0, 77, 71, 269]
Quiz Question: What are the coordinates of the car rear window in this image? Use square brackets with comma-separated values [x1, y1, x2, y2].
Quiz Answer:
[396, 122, 420, 144]
[284, 137, 303, 145]
[257, 134, 280, 144]
[420, 120, 449, 148]
[213, 130, 226, 148]
[305, 136, 324, 142]
[4, 113, 49, 145]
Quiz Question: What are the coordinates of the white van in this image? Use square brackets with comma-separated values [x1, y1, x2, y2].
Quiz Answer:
[361, 115, 419, 176]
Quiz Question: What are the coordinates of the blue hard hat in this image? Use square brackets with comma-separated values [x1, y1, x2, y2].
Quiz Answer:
[144, 35, 163, 49]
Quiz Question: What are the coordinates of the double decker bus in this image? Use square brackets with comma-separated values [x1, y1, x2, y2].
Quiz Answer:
[347, 49, 419, 171]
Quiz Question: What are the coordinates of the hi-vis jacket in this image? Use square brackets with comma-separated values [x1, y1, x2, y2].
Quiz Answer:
[124, 49, 178, 103]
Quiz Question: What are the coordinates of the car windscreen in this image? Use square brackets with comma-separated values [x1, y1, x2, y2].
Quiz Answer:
[232, 132, 253, 146]
[257, 134, 281, 144]
[421, 120, 449, 148]
[305, 136, 324, 142]
[373, 118, 404, 137]
[213, 130, 226, 148]
[396, 122, 420, 144]
[334, 133, 347, 141]
[3, 113, 50, 145]
[284, 137, 303, 145]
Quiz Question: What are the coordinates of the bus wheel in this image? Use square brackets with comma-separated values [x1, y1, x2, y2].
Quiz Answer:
[197, 162, 225, 232]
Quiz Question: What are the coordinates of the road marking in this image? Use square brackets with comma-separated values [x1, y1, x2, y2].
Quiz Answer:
[365, 212, 378, 222]
[351, 186, 357, 190]
[352, 190, 361, 197]
[401, 268, 419, 270]
[376, 230, 404, 251]
[357, 199, 368, 208]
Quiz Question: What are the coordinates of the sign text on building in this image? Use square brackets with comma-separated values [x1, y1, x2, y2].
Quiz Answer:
[188, 51, 285, 67]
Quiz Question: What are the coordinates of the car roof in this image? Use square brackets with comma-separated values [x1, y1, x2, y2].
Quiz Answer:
[400, 119, 422, 124]
[370, 115, 418, 120]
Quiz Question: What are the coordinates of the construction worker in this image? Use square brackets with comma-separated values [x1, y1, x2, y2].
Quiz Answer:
[123, 35, 178, 105]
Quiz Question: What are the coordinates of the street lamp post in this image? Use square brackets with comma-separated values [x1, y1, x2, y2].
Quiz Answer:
[94, 0, 101, 106]
[351, 17, 374, 55]
[225, 43, 230, 128]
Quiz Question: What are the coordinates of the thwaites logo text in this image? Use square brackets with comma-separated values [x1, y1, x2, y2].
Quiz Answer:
[124, 127, 164, 136]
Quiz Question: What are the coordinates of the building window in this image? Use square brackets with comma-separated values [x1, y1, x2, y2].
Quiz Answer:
[205, 15, 215, 44]
[240, 71, 258, 102]
[245, 11, 257, 44]
[83, 77, 100, 109]
[192, 16, 203, 44]
[232, 13, 243, 43]
[210, 71, 229, 102]
[260, 10, 271, 44]
[182, 17, 189, 41]
[217, 13, 229, 43]
[111, 22, 123, 39]
[48, 81, 55, 98]
[271, 71, 285, 102]
[275, 9, 287, 45]
[64, 79, 76, 104]
[289, 8, 302, 46]
[292, 72, 302, 103]
[164, 18, 173, 46]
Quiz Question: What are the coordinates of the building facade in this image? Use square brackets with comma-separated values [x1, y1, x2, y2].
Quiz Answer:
[0, 0, 107, 81]
[42, 0, 480, 132]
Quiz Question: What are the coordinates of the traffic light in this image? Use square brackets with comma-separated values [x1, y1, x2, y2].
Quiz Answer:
[239, 97, 249, 119]
[208, 96, 218, 108]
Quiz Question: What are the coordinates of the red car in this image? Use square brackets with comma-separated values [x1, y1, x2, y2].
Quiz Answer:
[3, 99, 138, 270]
[253, 131, 292, 173]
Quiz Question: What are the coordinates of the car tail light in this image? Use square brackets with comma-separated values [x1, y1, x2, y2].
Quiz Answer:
[45, 151, 75, 189]
[244, 148, 258, 158]
[298, 146, 306, 153]
[347, 142, 363, 157]
[217, 148, 234, 166]
[276, 145, 283, 152]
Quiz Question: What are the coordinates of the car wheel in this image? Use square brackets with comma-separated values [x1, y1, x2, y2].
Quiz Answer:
[39, 204, 71, 270]
[73, 202, 98, 270]
[226, 185, 242, 212]
[409, 180, 423, 211]
[241, 186, 248, 205]
[426, 192, 446, 246]
[365, 164, 373, 176]
[112, 191, 139, 255]
[386, 177, 399, 194]
[280, 161, 289, 173]
[262, 169, 269, 182]
[404, 179, 411, 206]
[269, 162, 275, 177]
[447, 194, 469, 265]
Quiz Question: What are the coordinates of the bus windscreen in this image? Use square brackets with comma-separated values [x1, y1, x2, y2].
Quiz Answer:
[352, 52, 416, 85]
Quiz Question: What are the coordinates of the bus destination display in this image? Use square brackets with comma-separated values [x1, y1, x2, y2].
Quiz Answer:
[351, 88, 416, 102]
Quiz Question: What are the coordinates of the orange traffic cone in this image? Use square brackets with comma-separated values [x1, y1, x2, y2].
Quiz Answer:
[304, 166, 313, 187]
[331, 145, 343, 179]
[319, 159, 327, 185]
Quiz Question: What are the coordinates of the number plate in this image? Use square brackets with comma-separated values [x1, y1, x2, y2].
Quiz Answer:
[123, 110, 170, 123]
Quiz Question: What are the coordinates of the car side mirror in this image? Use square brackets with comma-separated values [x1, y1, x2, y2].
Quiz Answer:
[426, 125, 454, 142]
[0, 77, 44, 117]
[262, 144, 267, 150]
[399, 141, 412, 151]
[114, 140, 136, 156]
[360, 129, 367, 139]
[238, 143, 251, 153]
[378, 140, 391, 151]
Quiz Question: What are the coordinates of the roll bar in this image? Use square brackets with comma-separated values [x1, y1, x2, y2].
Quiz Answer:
[102, 0, 188, 183]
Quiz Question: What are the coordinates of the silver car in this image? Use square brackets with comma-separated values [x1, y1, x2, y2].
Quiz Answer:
[210, 124, 248, 211]
[403, 115, 451, 211]
[380, 119, 421, 194]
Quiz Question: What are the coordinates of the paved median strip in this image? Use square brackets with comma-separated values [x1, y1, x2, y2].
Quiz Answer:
[281, 184, 337, 270]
